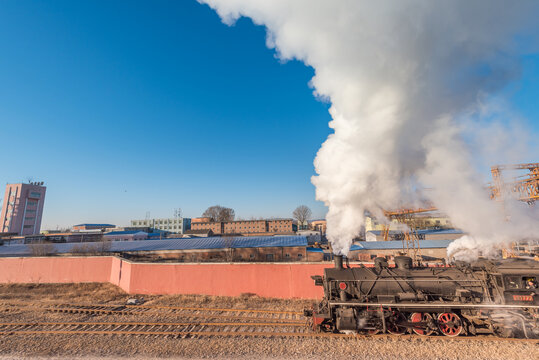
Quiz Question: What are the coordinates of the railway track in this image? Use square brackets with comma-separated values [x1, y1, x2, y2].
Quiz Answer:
[0, 301, 305, 323]
[0, 320, 314, 338]
[0, 302, 536, 342]
[0, 320, 536, 342]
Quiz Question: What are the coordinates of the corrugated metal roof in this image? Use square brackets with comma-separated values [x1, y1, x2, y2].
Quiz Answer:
[350, 239, 453, 251]
[0, 235, 308, 257]
[306, 247, 324, 252]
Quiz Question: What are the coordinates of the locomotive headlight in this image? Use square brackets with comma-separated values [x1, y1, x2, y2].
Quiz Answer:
[339, 282, 347, 290]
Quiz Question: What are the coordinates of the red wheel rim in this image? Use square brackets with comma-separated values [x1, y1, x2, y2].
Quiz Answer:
[437, 313, 462, 337]
[410, 312, 433, 336]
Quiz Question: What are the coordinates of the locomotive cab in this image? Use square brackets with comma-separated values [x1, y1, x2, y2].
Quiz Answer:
[497, 259, 539, 306]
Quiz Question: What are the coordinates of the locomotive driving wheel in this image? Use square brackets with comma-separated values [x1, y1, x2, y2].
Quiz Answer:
[437, 312, 463, 337]
[410, 312, 434, 336]
[387, 311, 407, 335]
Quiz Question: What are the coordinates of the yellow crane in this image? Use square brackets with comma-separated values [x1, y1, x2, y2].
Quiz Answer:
[380, 163, 538, 261]
[381, 207, 437, 263]
[489, 163, 539, 204]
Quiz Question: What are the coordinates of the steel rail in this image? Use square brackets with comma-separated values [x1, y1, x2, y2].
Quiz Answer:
[0, 321, 304, 327]
[0, 304, 306, 323]
[0, 301, 302, 315]
[44, 307, 305, 323]
[0, 329, 341, 338]
[122, 304, 302, 315]
[0, 328, 536, 343]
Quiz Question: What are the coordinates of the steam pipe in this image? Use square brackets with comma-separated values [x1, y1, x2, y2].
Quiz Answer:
[334, 254, 343, 270]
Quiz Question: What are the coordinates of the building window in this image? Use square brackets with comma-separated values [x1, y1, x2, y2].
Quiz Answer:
[30, 192, 41, 198]
[23, 225, 33, 229]
[250, 254, 255, 259]
[285, 253, 290, 259]
[297, 253, 303, 258]
[266, 254, 274, 261]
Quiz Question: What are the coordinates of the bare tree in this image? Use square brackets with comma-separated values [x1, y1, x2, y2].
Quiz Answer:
[29, 243, 57, 256]
[71, 239, 111, 255]
[293, 205, 312, 230]
[202, 205, 235, 222]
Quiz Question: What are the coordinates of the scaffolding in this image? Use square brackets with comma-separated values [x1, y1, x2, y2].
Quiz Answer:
[489, 163, 539, 204]
[381, 207, 437, 264]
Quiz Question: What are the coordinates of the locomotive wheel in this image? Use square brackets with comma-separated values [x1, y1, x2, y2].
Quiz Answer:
[437, 312, 463, 337]
[410, 312, 434, 336]
[387, 311, 407, 335]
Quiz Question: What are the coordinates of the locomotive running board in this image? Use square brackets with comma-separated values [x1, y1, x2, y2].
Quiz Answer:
[328, 302, 539, 310]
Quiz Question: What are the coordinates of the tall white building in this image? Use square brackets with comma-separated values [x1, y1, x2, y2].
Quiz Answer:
[130, 217, 191, 234]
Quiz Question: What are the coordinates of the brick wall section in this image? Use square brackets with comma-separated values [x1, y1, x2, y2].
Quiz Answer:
[191, 220, 295, 235]
[267, 219, 294, 233]
[191, 222, 223, 234]
[224, 220, 266, 234]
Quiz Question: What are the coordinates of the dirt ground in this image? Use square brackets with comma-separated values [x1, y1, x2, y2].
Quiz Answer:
[0, 283, 536, 360]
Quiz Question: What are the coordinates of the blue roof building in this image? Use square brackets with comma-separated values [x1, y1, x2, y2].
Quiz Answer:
[349, 239, 453, 261]
[0, 235, 310, 262]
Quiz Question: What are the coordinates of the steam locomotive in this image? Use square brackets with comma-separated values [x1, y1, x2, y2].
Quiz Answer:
[305, 255, 539, 338]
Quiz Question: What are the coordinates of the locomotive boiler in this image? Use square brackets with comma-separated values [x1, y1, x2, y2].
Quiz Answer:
[305, 255, 539, 338]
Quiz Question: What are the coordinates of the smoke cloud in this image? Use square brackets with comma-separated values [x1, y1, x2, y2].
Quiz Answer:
[198, 1, 539, 256]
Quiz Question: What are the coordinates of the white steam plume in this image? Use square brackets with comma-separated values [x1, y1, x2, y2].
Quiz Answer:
[198, 0, 539, 256]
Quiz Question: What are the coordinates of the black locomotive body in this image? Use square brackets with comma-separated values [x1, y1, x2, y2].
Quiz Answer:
[306, 255, 539, 338]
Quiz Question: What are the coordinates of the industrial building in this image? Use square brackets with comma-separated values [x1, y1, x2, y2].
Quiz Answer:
[310, 219, 327, 234]
[348, 239, 453, 261]
[72, 224, 116, 232]
[191, 219, 297, 236]
[22, 231, 103, 244]
[0, 235, 310, 262]
[103, 230, 148, 242]
[365, 228, 463, 242]
[130, 217, 191, 234]
[364, 211, 453, 233]
[0, 182, 46, 236]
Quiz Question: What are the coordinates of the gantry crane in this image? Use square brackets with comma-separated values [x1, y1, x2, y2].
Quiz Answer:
[381, 207, 437, 264]
[489, 163, 539, 204]
[379, 163, 538, 262]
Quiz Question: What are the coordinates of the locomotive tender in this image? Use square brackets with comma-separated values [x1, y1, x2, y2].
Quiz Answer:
[306, 255, 538, 338]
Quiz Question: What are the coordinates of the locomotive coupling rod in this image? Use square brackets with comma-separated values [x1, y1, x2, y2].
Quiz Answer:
[329, 302, 539, 310]
[379, 305, 386, 334]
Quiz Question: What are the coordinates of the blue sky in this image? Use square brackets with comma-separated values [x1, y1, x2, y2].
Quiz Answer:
[0, 1, 537, 229]
[0, 0, 331, 228]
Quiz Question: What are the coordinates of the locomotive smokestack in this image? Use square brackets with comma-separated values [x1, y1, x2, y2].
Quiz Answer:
[334, 254, 343, 270]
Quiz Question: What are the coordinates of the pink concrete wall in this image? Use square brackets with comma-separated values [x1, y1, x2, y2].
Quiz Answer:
[0, 257, 112, 284]
[126, 263, 333, 298]
[0, 257, 334, 299]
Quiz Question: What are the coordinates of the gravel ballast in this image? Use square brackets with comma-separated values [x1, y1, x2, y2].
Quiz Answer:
[0, 283, 536, 359]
